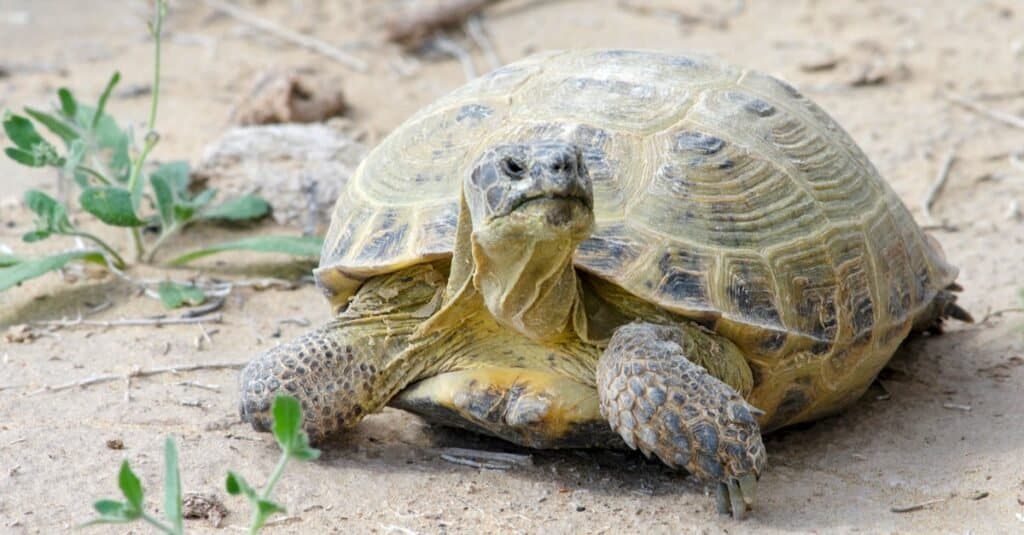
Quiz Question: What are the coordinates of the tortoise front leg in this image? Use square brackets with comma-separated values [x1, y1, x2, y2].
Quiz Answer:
[597, 322, 766, 519]
[239, 264, 447, 442]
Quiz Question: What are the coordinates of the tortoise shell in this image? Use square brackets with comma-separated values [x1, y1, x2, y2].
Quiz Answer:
[315, 49, 957, 425]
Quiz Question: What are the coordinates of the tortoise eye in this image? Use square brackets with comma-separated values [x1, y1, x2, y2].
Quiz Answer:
[501, 157, 526, 179]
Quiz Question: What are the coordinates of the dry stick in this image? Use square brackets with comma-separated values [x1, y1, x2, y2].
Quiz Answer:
[440, 454, 511, 470]
[922, 148, 957, 224]
[946, 93, 1024, 130]
[890, 497, 947, 513]
[203, 0, 367, 72]
[439, 447, 533, 467]
[31, 313, 223, 329]
[465, 14, 501, 70]
[977, 307, 1024, 324]
[29, 362, 245, 395]
[385, 0, 503, 45]
[432, 35, 477, 80]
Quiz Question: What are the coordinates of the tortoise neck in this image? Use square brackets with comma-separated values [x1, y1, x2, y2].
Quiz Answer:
[469, 230, 582, 342]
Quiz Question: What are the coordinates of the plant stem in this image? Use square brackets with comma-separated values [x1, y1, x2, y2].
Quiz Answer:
[146, 223, 179, 263]
[141, 512, 177, 535]
[261, 452, 291, 501]
[248, 451, 291, 534]
[66, 231, 127, 269]
[148, 0, 165, 131]
[75, 164, 111, 185]
[130, 227, 145, 262]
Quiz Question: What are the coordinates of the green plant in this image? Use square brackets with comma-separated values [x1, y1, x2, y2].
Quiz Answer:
[84, 394, 320, 534]
[1, 0, 320, 296]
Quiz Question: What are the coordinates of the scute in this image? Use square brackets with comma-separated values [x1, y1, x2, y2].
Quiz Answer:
[315, 49, 959, 423]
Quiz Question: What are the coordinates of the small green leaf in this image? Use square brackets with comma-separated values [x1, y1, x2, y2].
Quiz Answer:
[75, 104, 131, 181]
[271, 395, 302, 452]
[0, 253, 22, 267]
[92, 499, 128, 518]
[117, 460, 144, 513]
[150, 161, 191, 195]
[2, 113, 45, 150]
[24, 107, 79, 145]
[24, 189, 72, 233]
[225, 471, 256, 499]
[256, 499, 285, 516]
[201, 195, 270, 222]
[58, 87, 77, 118]
[151, 173, 175, 229]
[168, 235, 323, 266]
[91, 71, 121, 131]
[22, 230, 51, 243]
[271, 394, 320, 460]
[157, 281, 206, 309]
[0, 250, 104, 291]
[5, 147, 41, 167]
[80, 187, 146, 227]
[173, 188, 217, 224]
[163, 438, 183, 535]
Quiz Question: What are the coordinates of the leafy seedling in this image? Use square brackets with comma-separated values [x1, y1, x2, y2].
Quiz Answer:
[1, 0, 319, 299]
[83, 395, 318, 534]
[84, 438, 183, 535]
[227, 395, 321, 534]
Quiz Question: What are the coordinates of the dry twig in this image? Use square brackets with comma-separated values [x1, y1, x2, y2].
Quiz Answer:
[432, 35, 477, 80]
[438, 447, 533, 469]
[203, 0, 367, 72]
[465, 14, 501, 70]
[946, 93, 1024, 130]
[922, 148, 957, 223]
[30, 314, 223, 329]
[29, 362, 245, 396]
[890, 497, 947, 513]
[385, 0, 503, 46]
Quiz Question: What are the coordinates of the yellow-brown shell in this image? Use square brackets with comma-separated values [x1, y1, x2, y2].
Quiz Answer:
[315, 49, 958, 426]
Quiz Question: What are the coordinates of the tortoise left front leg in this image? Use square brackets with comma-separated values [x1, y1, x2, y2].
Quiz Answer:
[597, 322, 767, 519]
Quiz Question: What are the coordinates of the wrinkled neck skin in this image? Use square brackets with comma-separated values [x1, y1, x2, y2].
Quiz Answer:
[428, 195, 593, 344]
[471, 215, 582, 342]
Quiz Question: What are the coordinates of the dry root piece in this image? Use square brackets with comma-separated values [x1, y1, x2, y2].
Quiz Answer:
[231, 67, 347, 126]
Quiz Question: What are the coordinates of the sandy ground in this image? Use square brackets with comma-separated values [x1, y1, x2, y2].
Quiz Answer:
[2, 0, 1024, 533]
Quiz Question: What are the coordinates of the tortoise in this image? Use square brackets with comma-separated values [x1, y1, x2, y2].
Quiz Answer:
[239, 49, 970, 518]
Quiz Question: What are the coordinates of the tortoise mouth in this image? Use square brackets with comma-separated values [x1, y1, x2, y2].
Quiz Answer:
[506, 192, 593, 215]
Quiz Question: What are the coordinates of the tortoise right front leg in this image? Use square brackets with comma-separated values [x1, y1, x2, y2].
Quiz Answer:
[598, 322, 767, 519]
[239, 264, 446, 442]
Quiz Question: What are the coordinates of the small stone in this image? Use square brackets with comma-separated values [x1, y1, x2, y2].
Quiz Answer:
[105, 438, 124, 450]
[574, 503, 586, 512]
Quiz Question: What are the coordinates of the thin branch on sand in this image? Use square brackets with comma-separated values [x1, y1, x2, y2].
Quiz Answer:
[31, 313, 223, 329]
[29, 362, 245, 396]
[203, 0, 367, 72]
[946, 93, 1024, 130]
[921, 148, 957, 223]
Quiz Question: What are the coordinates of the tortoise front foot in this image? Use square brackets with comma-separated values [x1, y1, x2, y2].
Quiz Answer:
[239, 322, 378, 443]
[597, 322, 767, 519]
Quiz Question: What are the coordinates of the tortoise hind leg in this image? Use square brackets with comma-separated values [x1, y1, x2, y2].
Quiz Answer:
[597, 322, 766, 519]
[913, 283, 973, 334]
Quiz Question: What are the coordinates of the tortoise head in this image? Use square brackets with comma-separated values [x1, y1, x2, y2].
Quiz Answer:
[452, 141, 594, 342]
[465, 141, 594, 241]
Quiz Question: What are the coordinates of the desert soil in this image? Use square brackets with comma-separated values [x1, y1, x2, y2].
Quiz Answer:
[2, 1, 1023, 533]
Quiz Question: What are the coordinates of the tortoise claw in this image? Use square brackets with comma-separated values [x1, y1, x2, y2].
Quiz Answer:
[716, 475, 758, 520]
